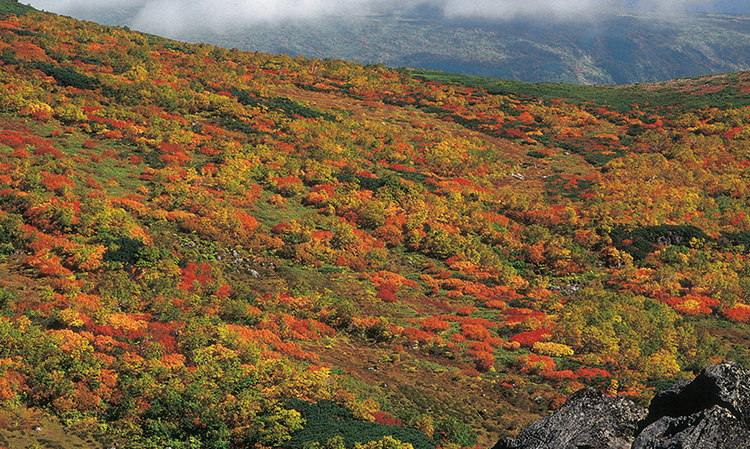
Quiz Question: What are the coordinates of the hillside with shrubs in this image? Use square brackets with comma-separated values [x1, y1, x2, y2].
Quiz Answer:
[2, 2, 750, 448]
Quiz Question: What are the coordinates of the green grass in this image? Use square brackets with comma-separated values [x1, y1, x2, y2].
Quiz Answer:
[411, 70, 750, 112]
[0, 405, 96, 449]
[0, 0, 35, 15]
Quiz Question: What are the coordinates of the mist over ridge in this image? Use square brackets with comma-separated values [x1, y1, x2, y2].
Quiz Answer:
[26, 0, 750, 36]
[23, 0, 750, 84]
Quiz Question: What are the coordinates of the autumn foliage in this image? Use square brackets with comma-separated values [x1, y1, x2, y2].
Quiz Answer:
[1, 5, 750, 449]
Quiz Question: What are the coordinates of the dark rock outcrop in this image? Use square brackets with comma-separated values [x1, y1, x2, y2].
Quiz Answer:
[633, 361, 750, 448]
[632, 405, 750, 449]
[494, 362, 750, 449]
[493, 387, 647, 449]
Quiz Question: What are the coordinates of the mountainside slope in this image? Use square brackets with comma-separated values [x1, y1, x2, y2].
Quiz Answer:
[2, 2, 750, 449]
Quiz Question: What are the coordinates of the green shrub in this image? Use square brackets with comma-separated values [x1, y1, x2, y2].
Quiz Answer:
[285, 399, 436, 449]
[35, 62, 100, 90]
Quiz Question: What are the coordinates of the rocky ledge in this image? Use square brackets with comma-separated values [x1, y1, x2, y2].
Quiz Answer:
[494, 361, 750, 449]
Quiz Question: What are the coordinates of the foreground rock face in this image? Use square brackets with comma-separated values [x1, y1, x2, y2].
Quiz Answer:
[493, 387, 647, 449]
[494, 362, 750, 449]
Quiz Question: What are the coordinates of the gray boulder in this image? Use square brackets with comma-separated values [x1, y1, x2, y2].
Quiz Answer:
[493, 387, 647, 449]
[495, 362, 750, 449]
[632, 361, 750, 448]
[632, 404, 750, 449]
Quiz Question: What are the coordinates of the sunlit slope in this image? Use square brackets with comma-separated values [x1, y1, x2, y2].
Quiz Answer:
[1, 3, 750, 449]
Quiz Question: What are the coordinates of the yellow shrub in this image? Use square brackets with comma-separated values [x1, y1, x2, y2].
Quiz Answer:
[532, 341, 574, 357]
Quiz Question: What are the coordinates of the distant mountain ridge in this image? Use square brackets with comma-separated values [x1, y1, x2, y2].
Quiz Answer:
[59, 6, 750, 85]
[194, 11, 750, 85]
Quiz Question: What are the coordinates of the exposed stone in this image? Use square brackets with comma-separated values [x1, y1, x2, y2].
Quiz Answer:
[632, 361, 750, 448]
[495, 362, 750, 449]
[493, 387, 647, 449]
[632, 404, 750, 449]
[638, 361, 750, 429]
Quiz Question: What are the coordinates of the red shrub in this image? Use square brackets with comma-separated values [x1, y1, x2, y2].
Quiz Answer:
[148, 321, 177, 353]
[179, 262, 214, 292]
[509, 329, 551, 347]
[543, 370, 578, 382]
[9, 149, 29, 159]
[372, 412, 402, 427]
[271, 222, 291, 234]
[664, 294, 718, 316]
[575, 367, 612, 380]
[402, 327, 434, 346]
[82, 139, 98, 149]
[376, 288, 398, 303]
[33, 147, 63, 158]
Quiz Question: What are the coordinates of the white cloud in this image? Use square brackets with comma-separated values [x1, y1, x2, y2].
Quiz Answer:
[26, 0, 737, 37]
[443, 0, 612, 21]
[131, 0, 370, 32]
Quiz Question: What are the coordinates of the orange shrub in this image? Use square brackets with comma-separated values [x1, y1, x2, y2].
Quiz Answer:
[235, 212, 260, 230]
[280, 314, 318, 341]
[421, 316, 450, 333]
[0, 372, 20, 401]
[456, 306, 478, 316]
[664, 294, 718, 316]
[270, 175, 304, 196]
[501, 308, 547, 326]
[40, 174, 75, 193]
[485, 337, 504, 347]
[451, 333, 467, 343]
[472, 351, 495, 371]
[368, 270, 420, 292]
[275, 341, 315, 360]
[518, 354, 555, 375]
[543, 370, 578, 382]
[724, 304, 750, 323]
[484, 300, 507, 309]
[510, 329, 551, 347]
[27, 254, 73, 278]
[462, 323, 490, 341]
